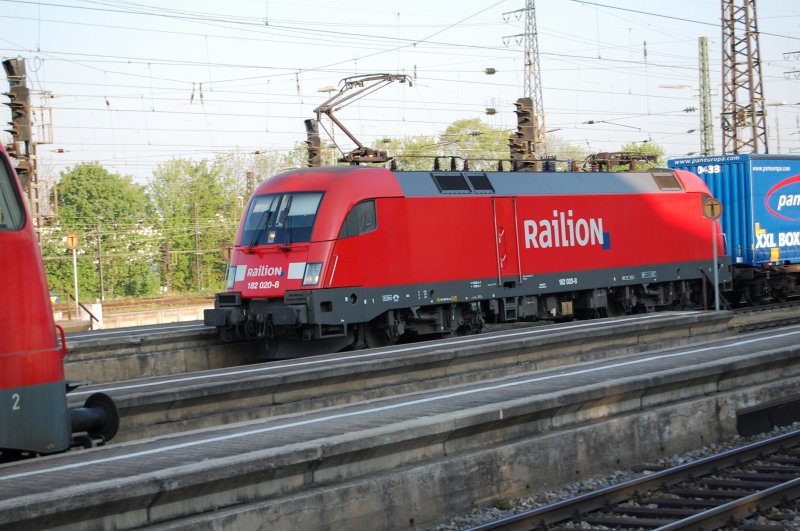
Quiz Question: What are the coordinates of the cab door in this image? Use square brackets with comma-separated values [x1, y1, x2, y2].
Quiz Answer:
[492, 197, 521, 286]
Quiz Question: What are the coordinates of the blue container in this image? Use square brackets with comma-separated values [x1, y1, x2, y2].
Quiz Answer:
[668, 154, 800, 267]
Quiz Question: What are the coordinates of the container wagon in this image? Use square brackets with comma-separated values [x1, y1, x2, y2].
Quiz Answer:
[668, 154, 800, 303]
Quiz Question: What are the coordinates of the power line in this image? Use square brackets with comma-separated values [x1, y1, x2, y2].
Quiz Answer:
[1, 1, 514, 52]
[570, 0, 800, 41]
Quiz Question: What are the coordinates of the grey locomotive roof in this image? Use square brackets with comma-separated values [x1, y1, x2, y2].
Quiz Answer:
[392, 170, 681, 197]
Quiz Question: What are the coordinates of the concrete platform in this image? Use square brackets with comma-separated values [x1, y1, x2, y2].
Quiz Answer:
[68, 312, 731, 442]
[1, 321, 799, 530]
[62, 321, 256, 384]
[57, 305, 211, 332]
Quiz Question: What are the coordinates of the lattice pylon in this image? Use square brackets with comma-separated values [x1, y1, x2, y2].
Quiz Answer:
[721, 0, 768, 154]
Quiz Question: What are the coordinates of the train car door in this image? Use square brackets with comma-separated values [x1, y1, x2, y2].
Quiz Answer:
[492, 197, 521, 287]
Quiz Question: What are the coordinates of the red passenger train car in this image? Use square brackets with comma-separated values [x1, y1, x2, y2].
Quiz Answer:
[0, 145, 117, 460]
[206, 166, 731, 358]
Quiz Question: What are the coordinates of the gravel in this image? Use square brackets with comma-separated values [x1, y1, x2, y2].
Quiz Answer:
[432, 422, 800, 530]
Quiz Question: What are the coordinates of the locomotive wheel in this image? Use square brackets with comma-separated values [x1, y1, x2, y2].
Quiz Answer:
[772, 286, 790, 303]
[0, 450, 27, 463]
[260, 337, 280, 358]
[725, 289, 744, 307]
[744, 282, 766, 306]
[362, 322, 394, 349]
[259, 331, 357, 359]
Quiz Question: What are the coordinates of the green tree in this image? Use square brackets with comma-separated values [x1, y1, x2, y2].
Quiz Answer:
[285, 139, 320, 169]
[542, 135, 590, 165]
[371, 135, 439, 171]
[212, 148, 305, 207]
[42, 162, 158, 301]
[368, 118, 509, 171]
[41, 230, 99, 303]
[149, 159, 238, 293]
[618, 141, 666, 169]
[440, 118, 509, 170]
[373, 118, 591, 171]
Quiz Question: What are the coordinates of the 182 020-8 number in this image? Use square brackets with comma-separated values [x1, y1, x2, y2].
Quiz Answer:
[247, 280, 280, 289]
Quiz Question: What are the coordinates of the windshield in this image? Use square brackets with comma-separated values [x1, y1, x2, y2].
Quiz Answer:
[0, 156, 24, 231]
[241, 191, 323, 246]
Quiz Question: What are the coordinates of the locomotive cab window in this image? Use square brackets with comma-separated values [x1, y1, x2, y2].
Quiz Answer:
[242, 191, 323, 246]
[0, 157, 24, 231]
[339, 200, 377, 238]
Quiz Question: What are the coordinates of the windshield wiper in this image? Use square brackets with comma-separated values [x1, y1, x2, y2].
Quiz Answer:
[281, 195, 294, 249]
[248, 207, 275, 248]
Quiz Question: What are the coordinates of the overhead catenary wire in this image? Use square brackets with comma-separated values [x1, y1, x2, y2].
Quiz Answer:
[3, 0, 799, 180]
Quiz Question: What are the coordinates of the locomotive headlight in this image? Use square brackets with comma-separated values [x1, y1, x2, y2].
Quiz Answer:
[302, 262, 323, 286]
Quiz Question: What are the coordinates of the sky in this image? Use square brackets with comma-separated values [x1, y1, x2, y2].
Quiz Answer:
[1, 0, 799, 184]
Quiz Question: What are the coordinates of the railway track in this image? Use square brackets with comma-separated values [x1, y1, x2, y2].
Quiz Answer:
[470, 429, 800, 530]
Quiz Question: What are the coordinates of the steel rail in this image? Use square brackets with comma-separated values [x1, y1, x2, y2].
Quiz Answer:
[469, 429, 800, 530]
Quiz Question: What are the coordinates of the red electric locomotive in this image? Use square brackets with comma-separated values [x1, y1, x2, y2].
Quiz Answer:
[0, 144, 118, 460]
[206, 165, 731, 358]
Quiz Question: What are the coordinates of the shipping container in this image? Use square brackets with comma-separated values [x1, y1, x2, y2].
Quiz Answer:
[668, 154, 800, 268]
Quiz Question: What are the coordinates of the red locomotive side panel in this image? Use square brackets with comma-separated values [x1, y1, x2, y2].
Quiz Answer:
[330, 196, 499, 288]
[324, 198, 413, 289]
[328, 192, 719, 290]
[0, 145, 71, 455]
[514, 192, 717, 273]
[0, 150, 63, 389]
[401, 197, 498, 284]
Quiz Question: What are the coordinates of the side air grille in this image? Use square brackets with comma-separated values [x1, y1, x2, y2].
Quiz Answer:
[653, 171, 683, 191]
[468, 173, 495, 193]
[432, 173, 471, 193]
[431, 172, 495, 194]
